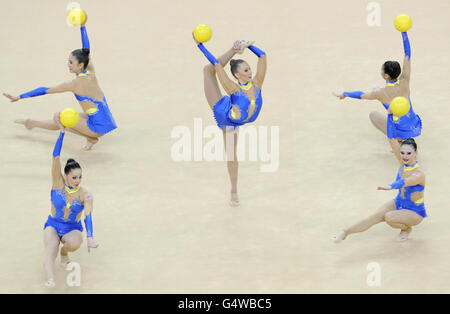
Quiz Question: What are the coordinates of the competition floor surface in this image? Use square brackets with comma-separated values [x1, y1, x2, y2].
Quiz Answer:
[1, 0, 449, 293]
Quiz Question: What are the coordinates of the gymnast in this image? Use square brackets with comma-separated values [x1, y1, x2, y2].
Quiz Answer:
[43, 116, 98, 287]
[3, 14, 117, 151]
[333, 138, 426, 243]
[194, 36, 267, 206]
[333, 30, 421, 163]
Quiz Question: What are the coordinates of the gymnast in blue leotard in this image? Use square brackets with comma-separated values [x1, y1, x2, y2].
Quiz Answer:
[333, 30, 421, 163]
[3, 13, 117, 151]
[43, 120, 98, 287]
[333, 138, 426, 243]
[194, 36, 267, 206]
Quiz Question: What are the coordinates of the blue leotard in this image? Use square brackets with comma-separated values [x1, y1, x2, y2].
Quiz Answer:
[75, 93, 117, 134]
[392, 163, 427, 218]
[44, 187, 84, 238]
[196, 43, 265, 129]
[44, 133, 86, 238]
[382, 95, 422, 140]
[213, 83, 263, 130]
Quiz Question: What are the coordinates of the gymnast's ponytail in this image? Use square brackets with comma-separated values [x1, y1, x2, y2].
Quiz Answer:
[64, 158, 82, 174]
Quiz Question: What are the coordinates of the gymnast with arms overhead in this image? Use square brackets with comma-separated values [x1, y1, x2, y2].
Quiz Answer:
[194, 36, 267, 207]
[43, 115, 99, 287]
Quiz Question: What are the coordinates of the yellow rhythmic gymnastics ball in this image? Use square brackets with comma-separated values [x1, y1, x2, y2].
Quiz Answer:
[193, 24, 212, 43]
[68, 8, 86, 27]
[394, 14, 412, 32]
[60, 108, 79, 128]
[390, 97, 410, 120]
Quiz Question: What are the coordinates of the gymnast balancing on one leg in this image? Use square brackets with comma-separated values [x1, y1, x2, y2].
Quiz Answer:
[333, 29, 421, 163]
[333, 138, 426, 243]
[3, 15, 117, 151]
[194, 37, 267, 206]
[43, 118, 98, 287]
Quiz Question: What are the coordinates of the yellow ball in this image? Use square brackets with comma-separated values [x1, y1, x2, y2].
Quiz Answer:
[60, 108, 79, 128]
[68, 8, 86, 27]
[394, 14, 412, 32]
[193, 24, 212, 43]
[390, 97, 410, 119]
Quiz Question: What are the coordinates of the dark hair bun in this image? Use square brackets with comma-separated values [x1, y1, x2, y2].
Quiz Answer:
[71, 48, 90, 70]
[401, 138, 417, 151]
[66, 158, 76, 165]
[383, 61, 401, 80]
[64, 158, 81, 174]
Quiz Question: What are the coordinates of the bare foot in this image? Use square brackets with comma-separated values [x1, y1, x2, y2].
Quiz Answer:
[44, 278, 56, 288]
[332, 230, 347, 243]
[14, 118, 33, 130]
[229, 191, 240, 207]
[397, 227, 412, 242]
[82, 138, 98, 151]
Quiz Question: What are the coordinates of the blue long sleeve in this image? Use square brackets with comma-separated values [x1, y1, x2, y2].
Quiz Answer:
[80, 26, 90, 49]
[53, 132, 65, 158]
[84, 213, 94, 238]
[248, 45, 266, 58]
[197, 43, 219, 65]
[20, 87, 49, 99]
[343, 91, 364, 99]
[402, 32, 411, 59]
[390, 178, 405, 189]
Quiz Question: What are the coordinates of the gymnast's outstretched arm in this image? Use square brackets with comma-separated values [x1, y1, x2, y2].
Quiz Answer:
[247, 45, 267, 88]
[378, 170, 425, 190]
[333, 89, 383, 102]
[2, 80, 75, 102]
[51, 131, 65, 189]
[400, 32, 411, 82]
[80, 22, 95, 73]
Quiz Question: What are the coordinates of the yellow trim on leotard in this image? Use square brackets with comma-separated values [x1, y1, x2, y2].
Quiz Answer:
[230, 108, 238, 119]
[65, 185, 80, 194]
[239, 82, 253, 91]
[76, 70, 90, 77]
[403, 163, 419, 171]
[86, 108, 98, 115]
[386, 79, 400, 87]
[414, 197, 424, 204]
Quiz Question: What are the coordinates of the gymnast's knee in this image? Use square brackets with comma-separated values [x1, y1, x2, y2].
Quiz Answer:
[369, 111, 379, 122]
[63, 240, 82, 252]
